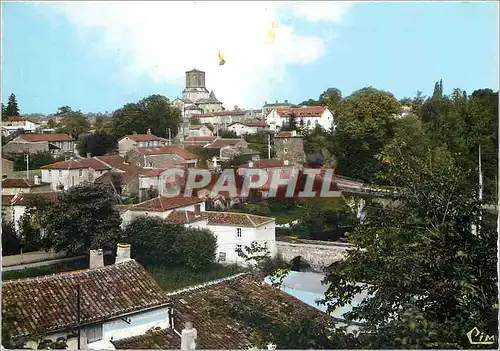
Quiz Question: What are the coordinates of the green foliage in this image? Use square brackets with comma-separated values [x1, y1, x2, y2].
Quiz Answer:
[76, 131, 117, 157]
[219, 130, 237, 138]
[54, 106, 91, 139]
[147, 264, 243, 292]
[2, 259, 87, 280]
[110, 94, 182, 139]
[122, 216, 217, 270]
[2, 221, 20, 256]
[319, 87, 342, 111]
[42, 183, 122, 254]
[13, 151, 65, 171]
[321, 149, 498, 348]
[189, 117, 201, 125]
[332, 87, 400, 182]
[6, 93, 20, 117]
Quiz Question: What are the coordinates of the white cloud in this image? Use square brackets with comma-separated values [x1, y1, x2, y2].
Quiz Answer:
[44, 1, 354, 109]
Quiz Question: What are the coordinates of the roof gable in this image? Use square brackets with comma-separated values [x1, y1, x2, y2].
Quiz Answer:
[2, 260, 171, 338]
[18, 133, 74, 142]
[126, 196, 204, 212]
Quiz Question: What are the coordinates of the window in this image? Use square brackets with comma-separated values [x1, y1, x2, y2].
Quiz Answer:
[307, 120, 311, 126]
[315, 120, 319, 125]
[58, 170, 62, 176]
[48, 170, 51, 178]
[283, 148, 288, 154]
[79, 169, 83, 177]
[236, 244, 242, 253]
[236, 228, 242, 237]
[219, 252, 226, 262]
[194, 204, 201, 214]
[86, 324, 103, 343]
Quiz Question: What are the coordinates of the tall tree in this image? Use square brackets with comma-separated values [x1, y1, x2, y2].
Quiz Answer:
[322, 148, 498, 348]
[111, 94, 182, 139]
[319, 87, 342, 111]
[53, 106, 91, 139]
[77, 132, 117, 157]
[42, 183, 122, 254]
[6, 93, 20, 117]
[332, 87, 400, 182]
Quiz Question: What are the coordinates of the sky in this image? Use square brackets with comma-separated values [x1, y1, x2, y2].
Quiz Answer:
[1, 1, 498, 114]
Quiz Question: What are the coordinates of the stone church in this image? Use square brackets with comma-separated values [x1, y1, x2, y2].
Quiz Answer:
[172, 69, 224, 119]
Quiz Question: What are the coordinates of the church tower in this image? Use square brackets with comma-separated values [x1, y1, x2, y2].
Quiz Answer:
[182, 69, 209, 102]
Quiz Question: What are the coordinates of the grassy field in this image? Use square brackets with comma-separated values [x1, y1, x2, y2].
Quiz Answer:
[147, 263, 246, 292]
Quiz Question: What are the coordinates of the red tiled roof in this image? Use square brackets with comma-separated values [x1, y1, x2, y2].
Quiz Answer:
[205, 138, 245, 149]
[239, 159, 284, 169]
[229, 121, 268, 128]
[123, 134, 161, 142]
[94, 155, 144, 173]
[138, 169, 168, 177]
[41, 158, 111, 170]
[2, 260, 171, 338]
[112, 274, 327, 350]
[275, 106, 328, 117]
[6, 116, 27, 122]
[2, 195, 15, 206]
[10, 192, 60, 206]
[165, 210, 205, 224]
[2, 178, 36, 188]
[203, 211, 274, 227]
[136, 146, 199, 160]
[275, 131, 303, 138]
[191, 111, 246, 118]
[95, 171, 138, 185]
[18, 133, 74, 142]
[127, 196, 204, 212]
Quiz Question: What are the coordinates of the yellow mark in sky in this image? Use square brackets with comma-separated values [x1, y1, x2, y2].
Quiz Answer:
[264, 20, 277, 45]
[218, 50, 225, 66]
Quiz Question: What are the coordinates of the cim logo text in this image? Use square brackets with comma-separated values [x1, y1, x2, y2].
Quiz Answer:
[467, 327, 496, 345]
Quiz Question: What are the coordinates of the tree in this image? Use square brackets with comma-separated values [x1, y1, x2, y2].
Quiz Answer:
[2, 221, 20, 256]
[176, 227, 217, 271]
[219, 130, 237, 138]
[13, 152, 65, 171]
[189, 117, 201, 125]
[111, 94, 182, 139]
[5, 93, 20, 117]
[321, 148, 498, 348]
[1, 103, 7, 120]
[42, 183, 122, 254]
[319, 87, 342, 111]
[76, 131, 117, 157]
[332, 87, 400, 182]
[54, 106, 91, 139]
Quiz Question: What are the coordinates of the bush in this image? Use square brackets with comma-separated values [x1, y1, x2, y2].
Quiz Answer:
[2, 222, 20, 256]
[122, 217, 218, 270]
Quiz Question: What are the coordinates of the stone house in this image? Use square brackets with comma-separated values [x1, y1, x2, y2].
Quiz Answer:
[185, 124, 213, 137]
[274, 131, 306, 166]
[1, 249, 175, 350]
[204, 138, 249, 160]
[3, 133, 75, 156]
[125, 146, 199, 169]
[227, 121, 269, 136]
[117, 131, 162, 156]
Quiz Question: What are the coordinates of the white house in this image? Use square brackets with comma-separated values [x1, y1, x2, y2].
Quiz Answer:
[227, 121, 268, 136]
[185, 124, 213, 137]
[1, 246, 175, 350]
[41, 158, 111, 191]
[266, 106, 335, 132]
[118, 130, 162, 156]
[1, 177, 50, 195]
[2, 117, 41, 136]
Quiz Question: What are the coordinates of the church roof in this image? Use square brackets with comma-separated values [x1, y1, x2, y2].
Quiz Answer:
[186, 68, 204, 73]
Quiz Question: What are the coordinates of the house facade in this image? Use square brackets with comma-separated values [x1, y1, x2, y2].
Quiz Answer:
[1, 177, 51, 195]
[118, 131, 162, 156]
[204, 138, 249, 160]
[1, 251, 173, 350]
[3, 133, 75, 156]
[266, 106, 335, 132]
[125, 146, 198, 169]
[41, 158, 111, 191]
[227, 121, 269, 136]
[185, 124, 213, 137]
[2, 117, 41, 136]
[273, 131, 306, 166]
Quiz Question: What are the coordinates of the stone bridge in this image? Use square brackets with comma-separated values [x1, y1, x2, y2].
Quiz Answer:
[276, 238, 351, 272]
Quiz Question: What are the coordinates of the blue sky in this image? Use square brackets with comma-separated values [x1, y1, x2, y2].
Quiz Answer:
[2, 1, 498, 114]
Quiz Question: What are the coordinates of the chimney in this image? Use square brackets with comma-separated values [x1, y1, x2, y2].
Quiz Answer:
[34, 175, 41, 185]
[89, 249, 104, 269]
[86, 152, 91, 159]
[284, 160, 289, 166]
[248, 161, 254, 168]
[116, 243, 131, 264]
[147, 128, 151, 135]
[291, 130, 296, 137]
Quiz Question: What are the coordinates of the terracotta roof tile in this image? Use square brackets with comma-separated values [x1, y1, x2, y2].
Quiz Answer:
[136, 146, 199, 160]
[94, 171, 138, 185]
[165, 210, 205, 224]
[124, 134, 161, 142]
[2, 195, 15, 205]
[128, 196, 204, 212]
[10, 192, 61, 206]
[205, 138, 245, 149]
[2, 178, 36, 188]
[41, 158, 111, 170]
[18, 133, 74, 142]
[275, 106, 328, 117]
[2, 260, 171, 338]
[203, 211, 274, 228]
[112, 274, 326, 350]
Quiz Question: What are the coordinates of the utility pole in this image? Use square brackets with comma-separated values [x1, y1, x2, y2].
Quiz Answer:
[76, 283, 81, 349]
[479, 145, 483, 201]
[268, 134, 271, 159]
[25, 153, 30, 179]
[168, 128, 172, 145]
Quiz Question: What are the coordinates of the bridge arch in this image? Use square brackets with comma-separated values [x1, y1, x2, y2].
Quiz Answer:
[290, 256, 312, 272]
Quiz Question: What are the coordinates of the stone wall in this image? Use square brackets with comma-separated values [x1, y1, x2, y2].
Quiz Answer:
[276, 240, 350, 272]
[274, 136, 306, 165]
